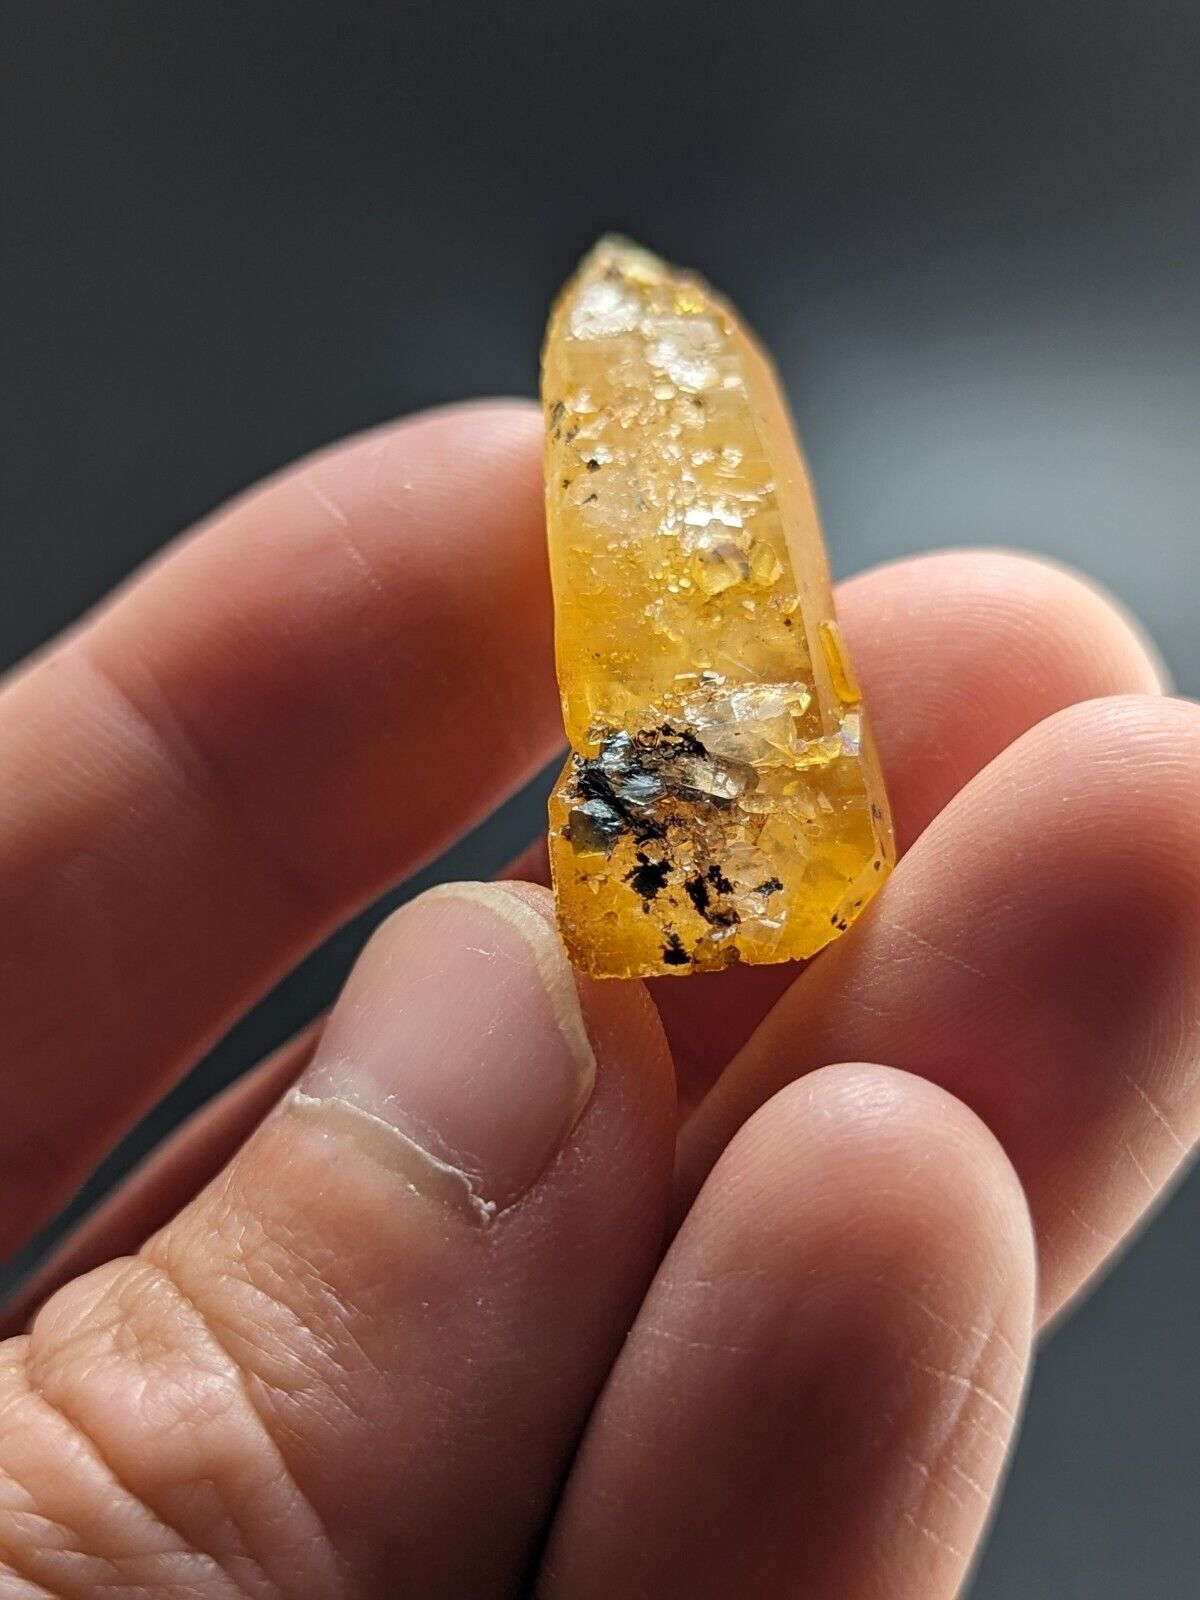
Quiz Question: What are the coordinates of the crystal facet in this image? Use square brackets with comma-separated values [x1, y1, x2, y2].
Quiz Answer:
[543, 237, 894, 978]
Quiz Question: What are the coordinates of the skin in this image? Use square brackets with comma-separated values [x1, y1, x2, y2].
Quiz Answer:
[0, 399, 1194, 1597]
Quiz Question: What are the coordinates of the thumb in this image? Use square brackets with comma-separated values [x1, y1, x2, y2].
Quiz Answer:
[0, 883, 674, 1597]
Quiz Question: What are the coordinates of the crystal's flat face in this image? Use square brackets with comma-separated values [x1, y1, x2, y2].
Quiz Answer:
[543, 237, 894, 978]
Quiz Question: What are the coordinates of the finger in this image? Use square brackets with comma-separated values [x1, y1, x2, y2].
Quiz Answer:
[838, 549, 1168, 856]
[653, 552, 1167, 1101]
[540, 1066, 1035, 1600]
[679, 695, 1200, 1321]
[0, 1023, 323, 1338]
[505, 551, 1166, 1105]
[0, 882, 674, 1596]
[0, 401, 558, 1252]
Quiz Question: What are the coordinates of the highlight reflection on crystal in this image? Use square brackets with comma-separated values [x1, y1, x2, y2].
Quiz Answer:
[543, 237, 894, 978]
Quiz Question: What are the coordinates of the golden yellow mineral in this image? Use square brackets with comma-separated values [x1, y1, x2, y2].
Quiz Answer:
[543, 237, 894, 978]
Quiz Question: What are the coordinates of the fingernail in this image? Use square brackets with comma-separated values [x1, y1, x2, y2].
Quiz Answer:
[285, 882, 595, 1225]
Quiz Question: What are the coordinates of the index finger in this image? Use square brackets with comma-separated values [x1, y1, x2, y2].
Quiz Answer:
[0, 401, 556, 1254]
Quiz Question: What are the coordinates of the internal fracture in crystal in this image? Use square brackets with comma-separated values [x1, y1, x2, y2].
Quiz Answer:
[543, 237, 894, 978]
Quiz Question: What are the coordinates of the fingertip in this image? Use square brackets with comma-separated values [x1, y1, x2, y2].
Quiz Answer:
[1038, 558, 1174, 695]
[308, 399, 542, 532]
[839, 548, 1170, 853]
[413, 877, 676, 1147]
[845, 546, 1168, 694]
[703, 1063, 1037, 1342]
[546, 1063, 1034, 1600]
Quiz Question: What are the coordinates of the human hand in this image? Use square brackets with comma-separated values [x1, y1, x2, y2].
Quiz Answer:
[0, 402, 1194, 1597]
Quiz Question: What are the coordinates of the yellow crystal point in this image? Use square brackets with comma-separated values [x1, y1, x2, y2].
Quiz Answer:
[543, 237, 894, 978]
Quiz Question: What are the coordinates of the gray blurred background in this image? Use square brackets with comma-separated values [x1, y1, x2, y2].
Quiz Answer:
[1, 2, 1197, 1592]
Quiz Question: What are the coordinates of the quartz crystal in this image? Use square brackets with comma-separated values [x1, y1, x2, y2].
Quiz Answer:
[544, 237, 894, 978]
